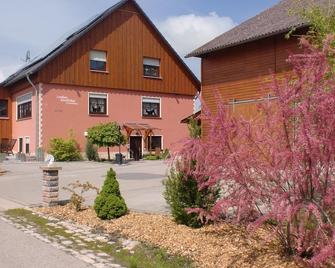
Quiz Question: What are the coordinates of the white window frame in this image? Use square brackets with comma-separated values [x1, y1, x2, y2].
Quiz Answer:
[141, 96, 162, 118]
[18, 137, 23, 153]
[25, 136, 30, 154]
[88, 92, 108, 116]
[89, 50, 107, 72]
[16, 92, 33, 120]
[143, 57, 161, 78]
[147, 135, 164, 150]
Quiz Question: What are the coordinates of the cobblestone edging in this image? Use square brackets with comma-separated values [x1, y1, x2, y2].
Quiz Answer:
[0, 211, 141, 268]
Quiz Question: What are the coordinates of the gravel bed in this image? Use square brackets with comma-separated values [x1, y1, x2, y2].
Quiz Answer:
[36, 205, 300, 268]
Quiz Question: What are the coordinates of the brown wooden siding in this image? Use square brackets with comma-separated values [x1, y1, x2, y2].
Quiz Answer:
[0, 87, 12, 139]
[38, 1, 198, 96]
[201, 34, 301, 136]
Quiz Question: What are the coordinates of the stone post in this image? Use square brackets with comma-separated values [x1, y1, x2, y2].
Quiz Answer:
[40, 166, 62, 207]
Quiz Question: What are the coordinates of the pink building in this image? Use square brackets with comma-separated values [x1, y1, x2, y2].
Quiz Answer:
[0, 0, 199, 159]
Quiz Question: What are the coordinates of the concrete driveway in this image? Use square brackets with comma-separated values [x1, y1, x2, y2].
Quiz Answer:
[0, 160, 169, 213]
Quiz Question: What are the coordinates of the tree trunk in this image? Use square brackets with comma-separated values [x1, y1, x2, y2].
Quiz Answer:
[107, 147, 110, 161]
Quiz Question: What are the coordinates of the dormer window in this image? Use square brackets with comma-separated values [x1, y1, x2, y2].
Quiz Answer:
[143, 57, 160, 78]
[90, 50, 107, 72]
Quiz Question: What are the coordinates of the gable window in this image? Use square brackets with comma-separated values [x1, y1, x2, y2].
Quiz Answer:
[0, 99, 8, 117]
[17, 93, 32, 120]
[143, 57, 160, 78]
[90, 50, 107, 72]
[89, 93, 107, 115]
[142, 97, 160, 118]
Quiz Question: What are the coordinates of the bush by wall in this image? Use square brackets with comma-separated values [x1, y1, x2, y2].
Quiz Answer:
[85, 140, 99, 161]
[94, 168, 127, 220]
[48, 137, 82, 161]
[163, 168, 218, 228]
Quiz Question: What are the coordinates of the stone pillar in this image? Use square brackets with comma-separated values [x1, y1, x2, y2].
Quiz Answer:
[40, 166, 62, 207]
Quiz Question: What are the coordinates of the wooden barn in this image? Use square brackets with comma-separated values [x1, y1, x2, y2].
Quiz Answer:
[187, 0, 333, 136]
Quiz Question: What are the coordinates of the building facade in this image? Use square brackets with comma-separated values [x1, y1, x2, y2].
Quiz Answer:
[0, 0, 200, 157]
[187, 0, 332, 136]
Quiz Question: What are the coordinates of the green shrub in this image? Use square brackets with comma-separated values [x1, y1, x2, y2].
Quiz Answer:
[48, 137, 82, 161]
[63, 181, 99, 212]
[163, 169, 218, 228]
[85, 140, 99, 161]
[143, 155, 160, 160]
[161, 149, 170, 160]
[94, 168, 127, 220]
[188, 118, 201, 138]
[94, 195, 127, 220]
[100, 169, 121, 196]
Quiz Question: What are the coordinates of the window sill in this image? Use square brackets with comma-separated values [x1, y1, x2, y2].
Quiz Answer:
[143, 76, 163, 80]
[142, 116, 162, 120]
[0, 117, 9, 120]
[89, 114, 109, 117]
[90, 70, 109, 74]
[17, 117, 32, 122]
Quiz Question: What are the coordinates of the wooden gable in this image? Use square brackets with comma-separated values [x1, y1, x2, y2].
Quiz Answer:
[38, 1, 198, 96]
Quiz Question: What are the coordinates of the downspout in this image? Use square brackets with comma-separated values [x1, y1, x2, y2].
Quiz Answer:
[26, 73, 39, 155]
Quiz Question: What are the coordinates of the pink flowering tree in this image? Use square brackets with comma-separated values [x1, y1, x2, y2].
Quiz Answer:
[174, 36, 335, 266]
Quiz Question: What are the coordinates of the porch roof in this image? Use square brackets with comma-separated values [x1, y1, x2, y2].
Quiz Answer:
[123, 123, 160, 138]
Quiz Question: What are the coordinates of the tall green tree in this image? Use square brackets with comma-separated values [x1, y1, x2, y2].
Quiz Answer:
[299, 2, 335, 48]
[288, 1, 335, 69]
[87, 122, 125, 161]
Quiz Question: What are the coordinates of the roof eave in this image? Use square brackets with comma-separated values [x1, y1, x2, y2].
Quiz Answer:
[186, 23, 309, 58]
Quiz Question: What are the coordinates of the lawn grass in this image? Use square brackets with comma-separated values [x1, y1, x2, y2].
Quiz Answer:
[4, 208, 193, 268]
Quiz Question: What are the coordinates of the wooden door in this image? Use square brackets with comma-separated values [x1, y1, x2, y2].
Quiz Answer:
[130, 136, 142, 161]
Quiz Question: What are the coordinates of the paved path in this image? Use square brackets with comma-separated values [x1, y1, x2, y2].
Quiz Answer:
[0, 160, 169, 268]
[0, 160, 168, 212]
[0, 218, 90, 268]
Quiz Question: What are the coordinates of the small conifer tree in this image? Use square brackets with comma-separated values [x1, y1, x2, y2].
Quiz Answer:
[94, 168, 127, 220]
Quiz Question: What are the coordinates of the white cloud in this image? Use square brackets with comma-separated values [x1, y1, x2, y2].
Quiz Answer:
[157, 12, 236, 57]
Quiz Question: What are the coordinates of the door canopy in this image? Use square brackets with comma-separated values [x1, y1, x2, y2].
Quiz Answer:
[123, 123, 160, 151]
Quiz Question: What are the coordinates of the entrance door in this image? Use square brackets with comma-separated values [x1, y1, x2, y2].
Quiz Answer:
[130, 136, 142, 161]
[18, 138, 23, 153]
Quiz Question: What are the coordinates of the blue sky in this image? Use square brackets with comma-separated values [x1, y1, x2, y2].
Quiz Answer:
[0, 0, 279, 81]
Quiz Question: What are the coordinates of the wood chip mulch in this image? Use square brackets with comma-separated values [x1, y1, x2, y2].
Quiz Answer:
[36, 205, 300, 268]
